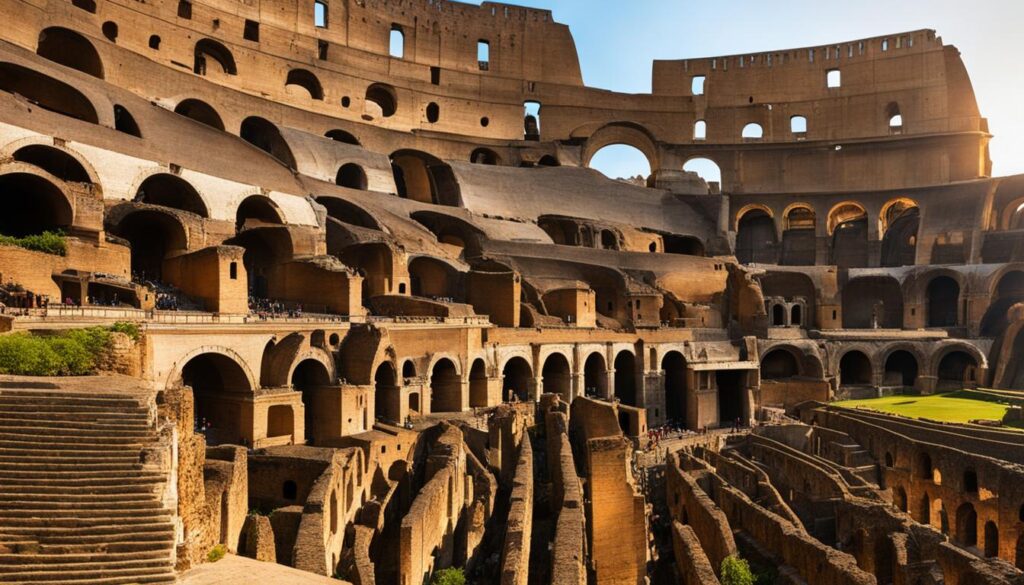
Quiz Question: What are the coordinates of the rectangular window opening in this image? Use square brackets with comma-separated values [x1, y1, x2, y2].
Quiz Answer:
[243, 19, 259, 42]
[314, 1, 328, 28]
[691, 75, 706, 96]
[389, 26, 404, 58]
[478, 40, 490, 71]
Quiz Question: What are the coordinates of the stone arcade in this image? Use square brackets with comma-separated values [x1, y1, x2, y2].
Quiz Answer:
[0, 1, 1022, 584]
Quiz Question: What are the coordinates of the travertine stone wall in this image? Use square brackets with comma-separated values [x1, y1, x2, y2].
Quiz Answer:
[499, 435, 533, 585]
[665, 454, 737, 574]
[585, 436, 648, 585]
[671, 522, 721, 585]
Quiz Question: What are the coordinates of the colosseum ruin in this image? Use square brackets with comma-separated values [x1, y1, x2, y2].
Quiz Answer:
[0, 0, 1022, 584]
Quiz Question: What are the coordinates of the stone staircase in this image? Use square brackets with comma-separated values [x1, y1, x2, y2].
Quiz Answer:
[0, 388, 176, 584]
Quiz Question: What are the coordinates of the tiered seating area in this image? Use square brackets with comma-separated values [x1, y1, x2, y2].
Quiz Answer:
[0, 387, 175, 584]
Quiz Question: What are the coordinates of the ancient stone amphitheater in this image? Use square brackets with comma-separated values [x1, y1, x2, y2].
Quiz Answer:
[0, 0, 1021, 584]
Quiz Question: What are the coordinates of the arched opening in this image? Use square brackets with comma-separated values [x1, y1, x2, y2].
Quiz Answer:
[829, 203, 869, 268]
[716, 370, 745, 425]
[956, 503, 978, 548]
[883, 350, 918, 388]
[663, 235, 705, 256]
[839, 351, 872, 386]
[240, 117, 296, 169]
[227, 228, 293, 300]
[524, 101, 541, 140]
[985, 521, 999, 558]
[926, 276, 960, 327]
[613, 351, 636, 406]
[389, 25, 404, 58]
[72, 0, 96, 12]
[887, 103, 903, 134]
[194, 38, 237, 76]
[741, 123, 763, 140]
[781, 206, 816, 265]
[135, 173, 208, 217]
[693, 120, 707, 141]
[149, 35, 161, 50]
[895, 486, 908, 513]
[37, 27, 104, 79]
[429, 358, 461, 413]
[12, 145, 90, 184]
[662, 351, 687, 424]
[771, 304, 785, 326]
[408, 257, 458, 300]
[880, 200, 919, 267]
[761, 349, 799, 380]
[502, 357, 532, 403]
[791, 115, 808, 134]
[682, 158, 721, 188]
[600, 230, 618, 250]
[588, 144, 651, 183]
[236, 195, 283, 232]
[981, 270, 1024, 337]
[318, 197, 381, 231]
[541, 353, 571, 401]
[107, 209, 187, 281]
[374, 362, 399, 424]
[842, 277, 903, 329]
[916, 452, 933, 480]
[470, 148, 500, 165]
[791, 304, 802, 326]
[364, 83, 397, 119]
[285, 69, 324, 100]
[336, 163, 368, 190]
[174, 99, 225, 131]
[759, 272, 818, 330]
[0, 173, 73, 237]
[469, 359, 488, 408]
[325, 129, 360, 145]
[113, 105, 141, 137]
[0, 63, 98, 123]
[101, 21, 118, 42]
[292, 359, 331, 444]
[180, 352, 252, 445]
[426, 102, 439, 123]
[936, 350, 978, 390]
[917, 494, 931, 524]
[583, 353, 607, 397]
[736, 209, 778, 264]
[390, 150, 460, 206]
[885, 452, 895, 468]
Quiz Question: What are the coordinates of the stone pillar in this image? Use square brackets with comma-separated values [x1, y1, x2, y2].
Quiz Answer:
[604, 369, 616, 401]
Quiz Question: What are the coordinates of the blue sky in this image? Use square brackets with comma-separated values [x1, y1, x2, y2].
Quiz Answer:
[473, 0, 1024, 181]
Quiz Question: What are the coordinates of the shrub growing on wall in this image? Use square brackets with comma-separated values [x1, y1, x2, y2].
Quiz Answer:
[721, 555, 754, 585]
[0, 230, 67, 256]
[431, 568, 465, 585]
[0, 325, 133, 376]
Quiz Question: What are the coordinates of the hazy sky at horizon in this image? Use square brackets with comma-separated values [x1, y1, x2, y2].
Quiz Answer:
[473, 0, 1024, 181]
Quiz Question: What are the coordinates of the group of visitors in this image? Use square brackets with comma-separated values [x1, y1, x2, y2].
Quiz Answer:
[249, 295, 304, 319]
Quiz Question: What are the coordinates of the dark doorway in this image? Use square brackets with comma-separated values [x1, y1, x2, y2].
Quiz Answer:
[716, 370, 745, 425]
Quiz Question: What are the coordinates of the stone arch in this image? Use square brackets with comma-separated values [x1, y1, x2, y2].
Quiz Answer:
[240, 117, 296, 169]
[390, 150, 460, 206]
[194, 38, 237, 75]
[236, 194, 284, 232]
[468, 358, 488, 408]
[173, 348, 256, 445]
[933, 345, 983, 390]
[956, 503, 978, 547]
[613, 350, 637, 406]
[980, 268, 1024, 337]
[36, 27, 104, 79]
[541, 352, 572, 401]
[430, 357, 462, 413]
[105, 206, 189, 280]
[984, 521, 999, 558]
[364, 83, 397, 118]
[781, 203, 817, 265]
[895, 485, 908, 513]
[580, 122, 659, 174]
[292, 358, 332, 444]
[470, 148, 501, 166]
[226, 226, 296, 298]
[582, 351, 608, 397]
[0, 171, 74, 237]
[325, 129, 360, 145]
[760, 348, 801, 379]
[11, 143, 95, 185]
[880, 198, 919, 267]
[839, 350, 873, 386]
[882, 347, 920, 388]
[174, 98, 225, 131]
[916, 491, 931, 524]
[285, 69, 324, 100]
[374, 361, 400, 423]
[0, 62, 98, 123]
[662, 351, 687, 423]
[501, 355, 533, 403]
[828, 202, 869, 268]
[134, 172, 209, 217]
[336, 163, 368, 190]
[317, 196, 383, 231]
[408, 256, 460, 299]
[735, 206, 778, 264]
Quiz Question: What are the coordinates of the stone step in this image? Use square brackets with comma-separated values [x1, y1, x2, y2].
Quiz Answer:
[0, 425, 155, 441]
[2, 521, 174, 539]
[0, 479, 164, 493]
[0, 566, 175, 583]
[0, 470, 164, 483]
[0, 492, 157, 503]
[0, 403, 148, 416]
[0, 440, 144, 454]
[0, 461, 145, 473]
[0, 393, 147, 409]
[0, 513, 173, 528]
[0, 555, 172, 573]
[0, 417, 153, 432]
[0, 432, 146, 446]
[31, 541, 174, 556]
[0, 499, 163, 512]
[0, 452, 142, 463]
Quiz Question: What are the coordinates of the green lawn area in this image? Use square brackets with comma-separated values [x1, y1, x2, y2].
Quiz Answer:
[833, 390, 1023, 430]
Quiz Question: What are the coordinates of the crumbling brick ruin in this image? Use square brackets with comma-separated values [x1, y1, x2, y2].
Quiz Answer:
[0, 0, 1022, 583]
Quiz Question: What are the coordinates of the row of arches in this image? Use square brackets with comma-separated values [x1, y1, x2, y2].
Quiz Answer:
[736, 198, 920, 267]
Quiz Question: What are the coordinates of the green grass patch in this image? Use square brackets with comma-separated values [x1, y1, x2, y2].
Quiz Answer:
[834, 391, 1022, 429]
[0, 230, 67, 256]
[0, 324, 138, 376]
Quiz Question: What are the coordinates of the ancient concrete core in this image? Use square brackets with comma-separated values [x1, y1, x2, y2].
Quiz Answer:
[0, 0, 1021, 584]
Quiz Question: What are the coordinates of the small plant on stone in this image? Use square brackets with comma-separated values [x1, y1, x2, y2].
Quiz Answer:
[207, 544, 226, 563]
[720, 555, 755, 585]
[431, 567, 465, 585]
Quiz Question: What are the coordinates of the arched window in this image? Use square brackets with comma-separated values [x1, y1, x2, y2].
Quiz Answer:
[0, 173, 74, 237]
[314, 0, 328, 27]
[694, 120, 707, 141]
[742, 123, 763, 140]
[887, 103, 903, 134]
[135, 173, 208, 217]
[149, 35, 161, 50]
[524, 101, 541, 140]
[389, 25, 404, 58]
[790, 116, 807, 134]
[194, 38, 237, 76]
[37, 27, 104, 79]
[101, 21, 118, 42]
[588, 145, 650, 182]
[285, 69, 324, 100]
[365, 83, 397, 118]
[325, 129, 359, 145]
[736, 208, 777, 264]
[336, 163, 367, 190]
[72, 0, 96, 13]
[683, 158, 721, 188]
[13, 145, 90, 184]
[240, 117, 296, 169]
[113, 105, 141, 137]
[0, 64, 98, 123]
[174, 99, 225, 131]
[470, 148, 499, 165]
[426, 102, 439, 123]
